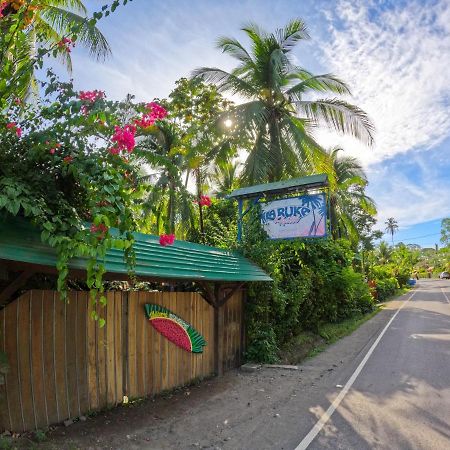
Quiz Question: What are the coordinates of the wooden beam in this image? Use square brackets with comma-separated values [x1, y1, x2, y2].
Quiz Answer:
[218, 282, 245, 308]
[197, 281, 217, 307]
[0, 270, 34, 308]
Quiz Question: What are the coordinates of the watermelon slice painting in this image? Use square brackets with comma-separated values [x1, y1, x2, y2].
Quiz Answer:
[144, 304, 206, 353]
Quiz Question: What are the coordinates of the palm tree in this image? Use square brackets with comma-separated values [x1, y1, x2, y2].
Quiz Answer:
[377, 241, 392, 265]
[1, 0, 110, 98]
[385, 217, 399, 245]
[193, 19, 374, 184]
[137, 122, 194, 236]
[210, 158, 241, 198]
[325, 147, 376, 242]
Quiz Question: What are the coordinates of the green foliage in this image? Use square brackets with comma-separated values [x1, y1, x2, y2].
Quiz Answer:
[366, 241, 420, 296]
[374, 278, 398, 301]
[0, 72, 164, 313]
[194, 19, 374, 184]
[0, 0, 128, 104]
[441, 218, 450, 247]
[241, 212, 374, 362]
[188, 198, 237, 248]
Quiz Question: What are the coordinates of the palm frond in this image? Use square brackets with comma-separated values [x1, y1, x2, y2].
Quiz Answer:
[297, 98, 375, 145]
[192, 67, 257, 98]
[274, 18, 310, 51]
[46, 0, 87, 14]
[216, 36, 254, 65]
[286, 71, 351, 98]
[39, 6, 111, 60]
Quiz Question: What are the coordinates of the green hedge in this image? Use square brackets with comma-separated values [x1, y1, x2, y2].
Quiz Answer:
[242, 225, 375, 363]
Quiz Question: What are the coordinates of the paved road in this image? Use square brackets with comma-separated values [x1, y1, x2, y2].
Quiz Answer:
[32, 280, 450, 450]
[296, 279, 450, 450]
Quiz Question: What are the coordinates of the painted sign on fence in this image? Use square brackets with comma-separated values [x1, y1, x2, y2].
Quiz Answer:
[260, 193, 327, 239]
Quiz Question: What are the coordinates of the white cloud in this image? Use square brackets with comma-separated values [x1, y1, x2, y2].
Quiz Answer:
[366, 144, 450, 227]
[316, 0, 450, 166]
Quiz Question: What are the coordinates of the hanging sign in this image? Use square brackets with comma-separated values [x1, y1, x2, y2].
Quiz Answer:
[260, 193, 327, 239]
[144, 304, 206, 353]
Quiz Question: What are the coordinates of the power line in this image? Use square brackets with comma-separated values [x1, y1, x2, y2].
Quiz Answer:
[392, 232, 441, 242]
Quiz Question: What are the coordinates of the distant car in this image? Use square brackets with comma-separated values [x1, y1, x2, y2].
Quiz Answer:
[439, 272, 450, 279]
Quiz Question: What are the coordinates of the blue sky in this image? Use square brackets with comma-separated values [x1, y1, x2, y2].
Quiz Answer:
[64, 0, 449, 247]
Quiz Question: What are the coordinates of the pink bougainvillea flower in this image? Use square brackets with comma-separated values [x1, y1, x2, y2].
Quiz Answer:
[197, 195, 212, 207]
[78, 90, 105, 103]
[90, 223, 108, 240]
[134, 114, 156, 128]
[0, 2, 8, 18]
[159, 234, 175, 246]
[146, 102, 168, 120]
[134, 102, 167, 129]
[57, 37, 75, 53]
[111, 124, 136, 153]
[63, 155, 73, 164]
[14, 97, 22, 105]
[6, 122, 21, 138]
[49, 148, 56, 155]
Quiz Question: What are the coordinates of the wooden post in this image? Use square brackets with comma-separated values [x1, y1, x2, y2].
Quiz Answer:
[213, 284, 223, 376]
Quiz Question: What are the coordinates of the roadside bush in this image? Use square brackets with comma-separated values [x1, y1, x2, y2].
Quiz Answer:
[241, 215, 375, 362]
[375, 277, 398, 301]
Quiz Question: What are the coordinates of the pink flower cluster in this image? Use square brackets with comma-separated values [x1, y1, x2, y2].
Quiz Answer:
[57, 37, 75, 53]
[159, 234, 175, 246]
[198, 195, 212, 207]
[110, 125, 136, 155]
[47, 141, 61, 155]
[6, 122, 22, 138]
[0, 2, 8, 19]
[134, 102, 167, 129]
[78, 90, 105, 102]
[90, 223, 108, 240]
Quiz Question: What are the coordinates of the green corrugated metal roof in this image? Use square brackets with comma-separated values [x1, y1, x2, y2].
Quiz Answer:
[227, 174, 328, 199]
[0, 217, 271, 283]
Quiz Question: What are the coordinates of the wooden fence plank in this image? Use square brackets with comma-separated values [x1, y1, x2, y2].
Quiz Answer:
[17, 293, 34, 430]
[76, 293, 88, 416]
[135, 292, 145, 397]
[4, 297, 20, 431]
[152, 292, 161, 395]
[114, 292, 123, 404]
[42, 292, 58, 426]
[106, 293, 116, 406]
[0, 307, 10, 431]
[87, 298, 98, 411]
[66, 293, 78, 419]
[127, 292, 137, 398]
[96, 301, 107, 409]
[53, 295, 69, 423]
[143, 293, 153, 396]
[30, 292, 47, 429]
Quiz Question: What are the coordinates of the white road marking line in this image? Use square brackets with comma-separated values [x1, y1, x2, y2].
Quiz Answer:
[294, 289, 418, 450]
[441, 288, 450, 304]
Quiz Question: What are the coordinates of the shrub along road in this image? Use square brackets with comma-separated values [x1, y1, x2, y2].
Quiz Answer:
[17, 279, 450, 449]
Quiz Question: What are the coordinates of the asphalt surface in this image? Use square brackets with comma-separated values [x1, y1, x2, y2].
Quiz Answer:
[26, 279, 450, 450]
[300, 279, 450, 450]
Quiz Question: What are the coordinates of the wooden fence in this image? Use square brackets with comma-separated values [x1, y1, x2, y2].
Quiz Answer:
[0, 289, 244, 432]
